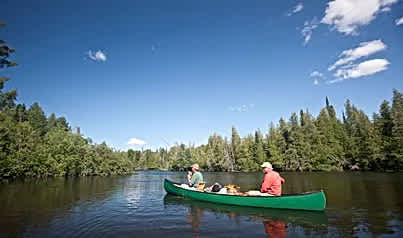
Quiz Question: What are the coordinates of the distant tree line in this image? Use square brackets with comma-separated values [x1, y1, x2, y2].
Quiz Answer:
[0, 23, 133, 179]
[130, 90, 403, 172]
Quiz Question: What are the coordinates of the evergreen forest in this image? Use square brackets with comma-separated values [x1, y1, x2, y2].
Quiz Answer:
[129, 91, 403, 173]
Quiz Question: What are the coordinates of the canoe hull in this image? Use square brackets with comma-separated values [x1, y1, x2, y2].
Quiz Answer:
[164, 194, 329, 226]
[164, 179, 326, 211]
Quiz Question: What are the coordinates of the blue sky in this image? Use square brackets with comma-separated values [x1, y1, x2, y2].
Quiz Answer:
[2, 0, 403, 150]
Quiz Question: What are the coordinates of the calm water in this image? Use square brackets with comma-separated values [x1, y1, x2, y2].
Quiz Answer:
[0, 171, 402, 237]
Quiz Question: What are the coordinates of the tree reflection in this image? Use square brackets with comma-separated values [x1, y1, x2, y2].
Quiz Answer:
[0, 176, 123, 237]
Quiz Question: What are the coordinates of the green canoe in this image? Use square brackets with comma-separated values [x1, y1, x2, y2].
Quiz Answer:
[164, 179, 326, 211]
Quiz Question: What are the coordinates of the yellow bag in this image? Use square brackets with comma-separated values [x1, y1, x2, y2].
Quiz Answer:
[225, 184, 240, 194]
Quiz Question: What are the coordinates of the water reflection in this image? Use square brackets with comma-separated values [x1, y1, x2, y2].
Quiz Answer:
[263, 220, 286, 238]
[188, 205, 204, 232]
[0, 171, 402, 237]
[163, 194, 328, 237]
[0, 176, 123, 237]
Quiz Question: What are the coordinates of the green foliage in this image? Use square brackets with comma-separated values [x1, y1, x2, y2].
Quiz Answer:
[130, 92, 403, 173]
[0, 22, 18, 68]
[27, 102, 47, 136]
[265, 123, 286, 170]
[231, 126, 241, 170]
[2, 76, 402, 176]
[237, 136, 255, 172]
[0, 81, 133, 179]
[0, 77, 17, 111]
[390, 89, 403, 170]
[253, 130, 265, 169]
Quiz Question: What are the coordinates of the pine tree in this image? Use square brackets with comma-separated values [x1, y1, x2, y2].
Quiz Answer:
[266, 122, 286, 170]
[237, 135, 254, 171]
[373, 100, 393, 169]
[284, 113, 301, 171]
[0, 78, 17, 111]
[47, 113, 57, 131]
[222, 137, 234, 171]
[27, 102, 48, 136]
[315, 105, 344, 171]
[298, 109, 318, 171]
[231, 126, 241, 171]
[343, 100, 379, 170]
[343, 99, 359, 168]
[391, 89, 403, 170]
[253, 130, 266, 169]
[355, 110, 378, 170]
[0, 23, 18, 111]
[55, 116, 70, 131]
[14, 104, 27, 122]
[0, 22, 18, 68]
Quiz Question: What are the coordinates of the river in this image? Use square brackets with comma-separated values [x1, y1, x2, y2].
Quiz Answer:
[0, 171, 402, 237]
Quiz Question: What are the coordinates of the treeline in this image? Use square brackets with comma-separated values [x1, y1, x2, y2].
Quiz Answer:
[0, 79, 133, 178]
[130, 91, 403, 172]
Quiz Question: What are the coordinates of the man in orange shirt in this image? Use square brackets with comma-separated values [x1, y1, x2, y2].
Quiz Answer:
[260, 162, 285, 196]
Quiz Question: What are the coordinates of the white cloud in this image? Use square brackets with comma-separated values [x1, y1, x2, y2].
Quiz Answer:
[380, 6, 391, 12]
[301, 17, 319, 45]
[288, 3, 304, 16]
[328, 40, 387, 71]
[330, 58, 389, 83]
[229, 104, 254, 112]
[127, 138, 146, 146]
[310, 71, 325, 85]
[88, 50, 107, 62]
[396, 17, 403, 25]
[327, 78, 344, 84]
[321, 0, 398, 35]
[310, 71, 323, 78]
